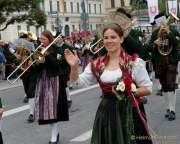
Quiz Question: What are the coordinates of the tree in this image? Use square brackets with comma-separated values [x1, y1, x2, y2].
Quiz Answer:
[130, 0, 148, 10]
[0, 0, 47, 31]
[158, 0, 166, 14]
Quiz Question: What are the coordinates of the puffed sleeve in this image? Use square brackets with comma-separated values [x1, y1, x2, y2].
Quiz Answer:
[72, 63, 97, 88]
[132, 58, 153, 93]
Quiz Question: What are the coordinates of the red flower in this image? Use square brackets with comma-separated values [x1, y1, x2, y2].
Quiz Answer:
[123, 77, 133, 93]
[131, 53, 138, 61]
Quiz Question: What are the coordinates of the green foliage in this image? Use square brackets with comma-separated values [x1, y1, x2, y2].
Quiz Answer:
[0, 0, 46, 31]
[158, 0, 166, 14]
[130, 0, 148, 10]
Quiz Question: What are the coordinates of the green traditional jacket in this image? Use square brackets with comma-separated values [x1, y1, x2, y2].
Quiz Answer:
[149, 28, 180, 64]
[123, 29, 143, 58]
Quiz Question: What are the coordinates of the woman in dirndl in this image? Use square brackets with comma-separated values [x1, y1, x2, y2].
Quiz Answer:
[34, 30, 72, 144]
[65, 23, 153, 144]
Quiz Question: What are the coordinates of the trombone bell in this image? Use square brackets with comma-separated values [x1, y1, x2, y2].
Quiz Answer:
[89, 39, 105, 55]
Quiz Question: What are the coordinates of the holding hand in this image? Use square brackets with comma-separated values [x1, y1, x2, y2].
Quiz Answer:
[64, 49, 78, 67]
[0, 108, 4, 119]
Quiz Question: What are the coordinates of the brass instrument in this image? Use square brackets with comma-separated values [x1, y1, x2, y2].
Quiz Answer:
[89, 39, 104, 55]
[14, 45, 32, 67]
[89, 12, 136, 54]
[157, 12, 179, 56]
[15, 45, 31, 57]
[7, 33, 62, 84]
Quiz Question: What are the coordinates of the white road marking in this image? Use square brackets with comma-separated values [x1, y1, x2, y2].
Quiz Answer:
[3, 84, 99, 118]
[70, 130, 92, 142]
[3, 105, 29, 118]
[2, 84, 98, 143]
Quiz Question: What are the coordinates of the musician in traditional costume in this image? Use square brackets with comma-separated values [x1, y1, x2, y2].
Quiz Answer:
[34, 30, 73, 144]
[149, 12, 180, 121]
[65, 23, 153, 144]
[55, 34, 75, 109]
[9, 30, 35, 104]
[96, 8, 143, 59]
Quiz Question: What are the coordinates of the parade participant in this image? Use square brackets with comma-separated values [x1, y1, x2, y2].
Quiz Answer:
[150, 20, 163, 96]
[24, 32, 38, 123]
[55, 34, 74, 108]
[65, 23, 153, 144]
[97, 8, 144, 59]
[150, 12, 180, 121]
[116, 8, 144, 57]
[81, 33, 94, 71]
[34, 30, 73, 144]
[9, 30, 35, 104]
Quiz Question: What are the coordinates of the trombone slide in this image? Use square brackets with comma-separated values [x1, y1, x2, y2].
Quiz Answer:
[7, 33, 63, 84]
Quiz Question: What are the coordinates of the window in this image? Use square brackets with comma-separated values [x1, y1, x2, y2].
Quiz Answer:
[121, 0, 125, 7]
[111, 0, 115, 8]
[89, 4, 91, 13]
[51, 25, 55, 31]
[79, 24, 81, 31]
[72, 25, 75, 31]
[36, 26, 39, 37]
[27, 25, 30, 31]
[44, 25, 47, 30]
[17, 25, 21, 32]
[65, 17, 69, 21]
[64, 2, 67, 13]
[50, 0, 52, 12]
[94, 4, 96, 14]
[39, 0, 45, 10]
[99, 4, 102, 14]
[57, 1, 60, 12]
[70, 2, 73, 13]
[77, 3, 80, 13]
[90, 24, 93, 31]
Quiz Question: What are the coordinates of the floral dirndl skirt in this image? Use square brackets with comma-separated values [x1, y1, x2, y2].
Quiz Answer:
[35, 70, 59, 124]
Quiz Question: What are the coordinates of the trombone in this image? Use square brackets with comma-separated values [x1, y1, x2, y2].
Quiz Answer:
[7, 33, 62, 84]
[89, 39, 104, 55]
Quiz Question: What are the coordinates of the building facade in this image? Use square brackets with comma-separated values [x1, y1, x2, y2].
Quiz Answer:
[104, 0, 131, 13]
[0, 0, 106, 41]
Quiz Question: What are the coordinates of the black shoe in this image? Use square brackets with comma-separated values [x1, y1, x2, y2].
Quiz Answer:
[49, 133, 59, 144]
[168, 111, 176, 121]
[156, 90, 163, 96]
[27, 114, 34, 123]
[49, 142, 58, 144]
[68, 100, 72, 109]
[175, 83, 178, 89]
[165, 109, 170, 118]
[23, 96, 28, 103]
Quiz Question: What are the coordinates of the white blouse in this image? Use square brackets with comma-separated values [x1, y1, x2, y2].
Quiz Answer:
[73, 58, 153, 92]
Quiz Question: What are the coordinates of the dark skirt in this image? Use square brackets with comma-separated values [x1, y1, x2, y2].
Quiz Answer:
[35, 72, 69, 125]
[156, 64, 177, 92]
[91, 96, 152, 144]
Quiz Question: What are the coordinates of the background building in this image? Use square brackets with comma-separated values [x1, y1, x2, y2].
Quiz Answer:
[0, 0, 106, 41]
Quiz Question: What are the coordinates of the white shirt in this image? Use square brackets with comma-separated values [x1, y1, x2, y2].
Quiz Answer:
[73, 58, 153, 92]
